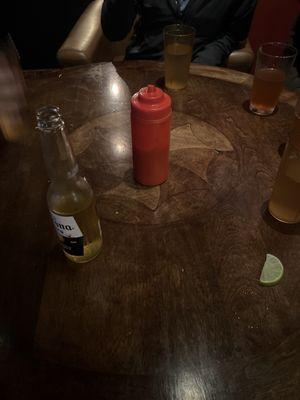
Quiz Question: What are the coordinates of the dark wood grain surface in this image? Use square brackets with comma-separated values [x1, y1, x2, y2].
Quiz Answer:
[0, 61, 299, 399]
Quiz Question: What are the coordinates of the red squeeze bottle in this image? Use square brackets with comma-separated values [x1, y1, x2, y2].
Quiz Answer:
[131, 84, 172, 186]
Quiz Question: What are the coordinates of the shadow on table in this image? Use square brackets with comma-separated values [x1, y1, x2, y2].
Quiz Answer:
[278, 142, 286, 157]
[0, 131, 6, 148]
[47, 244, 101, 274]
[261, 201, 300, 235]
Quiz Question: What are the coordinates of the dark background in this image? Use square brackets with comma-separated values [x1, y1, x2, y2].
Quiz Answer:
[1, 0, 92, 69]
[1, 0, 300, 71]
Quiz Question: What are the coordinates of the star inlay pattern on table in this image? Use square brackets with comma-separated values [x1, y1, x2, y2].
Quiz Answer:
[69, 110, 236, 221]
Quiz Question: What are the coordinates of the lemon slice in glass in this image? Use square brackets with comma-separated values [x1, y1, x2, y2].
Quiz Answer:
[259, 254, 284, 286]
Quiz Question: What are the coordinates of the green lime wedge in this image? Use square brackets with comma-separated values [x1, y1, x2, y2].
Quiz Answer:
[259, 254, 284, 286]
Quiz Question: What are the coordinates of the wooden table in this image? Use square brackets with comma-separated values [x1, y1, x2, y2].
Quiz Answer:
[1, 61, 299, 399]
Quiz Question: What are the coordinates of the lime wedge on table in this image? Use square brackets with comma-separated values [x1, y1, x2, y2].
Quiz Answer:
[259, 254, 284, 286]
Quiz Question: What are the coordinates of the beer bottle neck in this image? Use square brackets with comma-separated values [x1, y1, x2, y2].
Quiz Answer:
[36, 106, 78, 182]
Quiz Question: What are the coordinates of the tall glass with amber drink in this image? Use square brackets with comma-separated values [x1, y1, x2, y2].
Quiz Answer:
[250, 42, 297, 116]
[269, 100, 300, 223]
[164, 24, 195, 90]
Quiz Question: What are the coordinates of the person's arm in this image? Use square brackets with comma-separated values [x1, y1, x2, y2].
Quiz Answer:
[101, 0, 138, 41]
[194, 0, 257, 66]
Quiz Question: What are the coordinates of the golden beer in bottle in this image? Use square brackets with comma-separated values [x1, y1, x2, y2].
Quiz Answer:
[36, 106, 102, 263]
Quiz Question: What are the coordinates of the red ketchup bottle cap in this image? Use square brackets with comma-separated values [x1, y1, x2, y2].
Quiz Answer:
[131, 84, 171, 121]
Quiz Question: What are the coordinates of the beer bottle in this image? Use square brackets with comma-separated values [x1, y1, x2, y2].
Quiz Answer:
[36, 106, 102, 263]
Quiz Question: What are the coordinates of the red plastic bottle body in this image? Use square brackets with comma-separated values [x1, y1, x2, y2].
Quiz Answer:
[131, 85, 172, 186]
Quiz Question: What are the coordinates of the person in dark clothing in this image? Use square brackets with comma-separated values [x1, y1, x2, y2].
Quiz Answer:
[101, 0, 257, 66]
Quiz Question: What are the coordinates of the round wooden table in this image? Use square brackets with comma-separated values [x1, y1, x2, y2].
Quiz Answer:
[1, 61, 299, 399]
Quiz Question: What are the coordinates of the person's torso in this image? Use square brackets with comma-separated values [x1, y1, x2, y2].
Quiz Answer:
[137, 0, 235, 40]
[128, 0, 236, 58]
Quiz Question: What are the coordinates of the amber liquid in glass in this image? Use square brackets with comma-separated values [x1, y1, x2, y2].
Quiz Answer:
[250, 68, 285, 115]
[165, 43, 193, 90]
[269, 117, 300, 223]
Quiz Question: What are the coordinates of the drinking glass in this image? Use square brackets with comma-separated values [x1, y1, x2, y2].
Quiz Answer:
[164, 24, 195, 90]
[268, 99, 300, 223]
[249, 42, 297, 116]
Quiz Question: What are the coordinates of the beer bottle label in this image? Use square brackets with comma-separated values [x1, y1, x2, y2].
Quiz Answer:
[50, 212, 84, 256]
